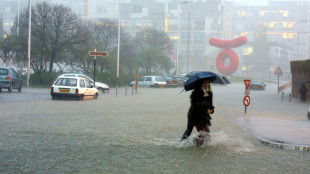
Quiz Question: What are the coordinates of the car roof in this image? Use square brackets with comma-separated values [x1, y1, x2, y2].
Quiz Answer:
[57, 76, 88, 80]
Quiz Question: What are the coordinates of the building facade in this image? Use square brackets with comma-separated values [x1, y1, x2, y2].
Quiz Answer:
[231, 0, 310, 80]
[0, 0, 225, 74]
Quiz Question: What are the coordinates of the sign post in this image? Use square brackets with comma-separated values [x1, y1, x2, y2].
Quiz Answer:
[89, 49, 108, 87]
[274, 67, 283, 93]
[135, 74, 139, 93]
[243, 79, 251, 114]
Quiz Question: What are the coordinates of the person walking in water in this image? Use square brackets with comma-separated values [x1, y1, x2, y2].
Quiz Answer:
[299, 84, 308, 103]
[181, 79, 215, 146]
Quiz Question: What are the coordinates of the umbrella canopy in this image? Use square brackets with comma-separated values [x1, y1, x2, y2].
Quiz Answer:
[184, 71, 220, 91]
[212, 75, 231, 85]
[296, 80, 310, 85]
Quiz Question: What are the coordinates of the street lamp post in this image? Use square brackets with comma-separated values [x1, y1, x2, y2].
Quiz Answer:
[116, 0, 121, 96]
[26, 0, 32, 87]
[186, 12, 190, 74]
[17, 0, 20, 36]
[176, 1, 189, 76]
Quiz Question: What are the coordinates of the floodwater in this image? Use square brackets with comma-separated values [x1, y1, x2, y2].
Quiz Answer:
[0, 84, 309, 173]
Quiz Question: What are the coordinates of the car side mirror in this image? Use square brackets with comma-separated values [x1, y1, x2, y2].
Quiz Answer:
[90, 85, 93, 88]
[264, 84, 267, 86]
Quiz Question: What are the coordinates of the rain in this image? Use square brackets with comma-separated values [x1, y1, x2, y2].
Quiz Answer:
[0, 0, 309, 173]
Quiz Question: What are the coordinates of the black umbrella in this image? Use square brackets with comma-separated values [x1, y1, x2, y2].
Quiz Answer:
[212, 75, 231, 85]
[184, 71, 222, 91]
[185, 71, 230, 85]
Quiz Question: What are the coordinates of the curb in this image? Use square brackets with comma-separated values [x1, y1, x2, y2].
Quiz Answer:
[258, 136, 310, 152]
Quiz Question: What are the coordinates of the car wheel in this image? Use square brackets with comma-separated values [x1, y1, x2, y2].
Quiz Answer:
[97, 88, 105, 94]
[0, 87, 2, 93]
[79, 95, 84, 100]
[94, 93, 98, 99]
[8, 84, 13, 93]
[18, 85, 22, 92]
[52, 95, 57, 100]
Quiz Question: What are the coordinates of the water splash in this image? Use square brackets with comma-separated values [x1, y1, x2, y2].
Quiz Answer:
[143, 131, 255, 153]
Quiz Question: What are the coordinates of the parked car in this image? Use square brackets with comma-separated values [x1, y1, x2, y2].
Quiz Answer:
[0, 84, 2, 93]
[173, 76, 188, 87]
[130, 76, 166, 88]
[51, 76, 99, 100]
[0, 67, 22, 92]
[249, 80, 266, 90]
[162, 76, 178, 88]
[58, 74, 109, 93]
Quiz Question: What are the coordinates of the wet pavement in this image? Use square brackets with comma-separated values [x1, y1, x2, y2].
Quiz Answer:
[0, 85, 309, 173]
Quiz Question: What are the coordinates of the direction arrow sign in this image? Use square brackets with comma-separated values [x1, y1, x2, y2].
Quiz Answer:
[274, 67, 283, 75]
[244, 79, 251, 90]
[89, 51, 108, 57]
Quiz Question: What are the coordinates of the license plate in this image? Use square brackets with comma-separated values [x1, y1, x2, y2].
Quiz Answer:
[254, 86, 258, 88]
[160, 86, 165, 88]
[59, 89, 70, 92]
[170, 82, 175, 84]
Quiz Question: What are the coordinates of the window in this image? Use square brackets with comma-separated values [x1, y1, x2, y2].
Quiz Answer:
[138, 77, 146, 81]
[145, 77, 152, 81]
[288, 33, 293, 39]
[132, 5, 142, 13]
[80, 80, 85, 88]
[0, 69, 8, 75]
[260, 11, 265, 17]
[155, 77, 165, 82]
[283, 22, 287, 28]
[85, 80, 92, 88]
[55, 78, 77, 87]
[289, 23, 294, 28]
[283, 33, 288, 39]
[269, 23, 274, 28]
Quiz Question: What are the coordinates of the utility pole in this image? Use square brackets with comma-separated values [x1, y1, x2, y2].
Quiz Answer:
[116, 0, 121, 96]
[26, 0, 32, 87]
[186, 12, 190, 74]
[17, 0, 20, 36]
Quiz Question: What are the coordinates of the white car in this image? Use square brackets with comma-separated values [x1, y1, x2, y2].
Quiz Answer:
[130, 76, 166, 88]
[58, 74, 109, 93]
[51, 76, 99, 100]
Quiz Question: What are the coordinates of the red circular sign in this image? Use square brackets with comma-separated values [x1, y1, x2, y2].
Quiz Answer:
[243, 95, 251, 107]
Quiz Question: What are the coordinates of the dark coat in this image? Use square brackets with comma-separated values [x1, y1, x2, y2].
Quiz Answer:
[299, 85, 308, 102]
[187, 88, 214, 126]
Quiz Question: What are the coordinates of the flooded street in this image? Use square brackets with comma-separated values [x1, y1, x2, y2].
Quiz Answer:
[0, 84, 309, 173]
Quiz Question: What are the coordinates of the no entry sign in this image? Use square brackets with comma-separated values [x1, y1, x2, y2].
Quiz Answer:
[243, 95, 251, 107]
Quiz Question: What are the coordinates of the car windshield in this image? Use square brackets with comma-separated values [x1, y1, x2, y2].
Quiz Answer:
[163, 76, 173, 81]
[54, 78, 77, 87]
[0, 68, 8, 75]
[173, 77, 184, 81]
[155, 77, 165, 82]
[251, 81, 263, 85]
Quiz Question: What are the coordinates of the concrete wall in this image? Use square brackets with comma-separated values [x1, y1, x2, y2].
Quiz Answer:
[290, 59, 310, 100]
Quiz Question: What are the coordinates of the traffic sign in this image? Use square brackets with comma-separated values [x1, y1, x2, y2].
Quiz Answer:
[243, 95, 251, 107]
[274, 67, 283, 75]
[244, 79, 251, 90]
[244, 89, 250, 95]
[89, 51, 108, 57]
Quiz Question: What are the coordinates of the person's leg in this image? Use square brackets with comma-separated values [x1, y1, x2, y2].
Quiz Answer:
[195, 124, 211, 145]
[181, 124, 194, 141]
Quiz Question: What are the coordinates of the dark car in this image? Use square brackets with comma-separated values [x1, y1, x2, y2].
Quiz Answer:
[249, 80, 266, 90]
[0, 67, 22, 92]
[173, 76, 188, 87]
[162, 76, 178, 88]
